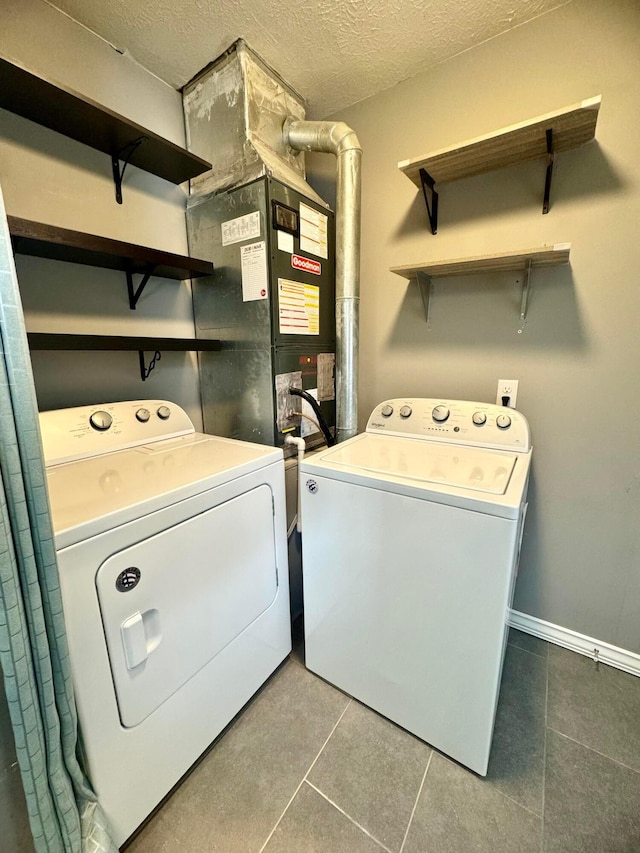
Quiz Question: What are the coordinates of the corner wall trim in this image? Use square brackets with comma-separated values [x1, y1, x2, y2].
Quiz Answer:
[508, 610, 640, 678]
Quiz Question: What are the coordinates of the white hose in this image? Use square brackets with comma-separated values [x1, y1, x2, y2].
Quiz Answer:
[285, 435, 306, 533]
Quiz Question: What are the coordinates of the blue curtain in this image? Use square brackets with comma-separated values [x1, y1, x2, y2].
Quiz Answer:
[0, 189, 118, 852]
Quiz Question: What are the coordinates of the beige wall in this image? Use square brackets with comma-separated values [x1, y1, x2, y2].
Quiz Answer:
[0, 0, 203, 427]
[308, 0, 640, 653]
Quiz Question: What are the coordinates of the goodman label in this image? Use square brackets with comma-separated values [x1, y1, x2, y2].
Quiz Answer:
[291, 254, 321, 276]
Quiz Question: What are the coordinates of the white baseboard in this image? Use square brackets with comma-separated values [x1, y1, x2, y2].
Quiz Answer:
[508, 610, 640, 678]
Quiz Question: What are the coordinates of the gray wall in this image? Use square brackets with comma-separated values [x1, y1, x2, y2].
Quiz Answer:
[0, 1, 203, 844]
[0, 0, 204, 429]
[307, 0, 640, 653]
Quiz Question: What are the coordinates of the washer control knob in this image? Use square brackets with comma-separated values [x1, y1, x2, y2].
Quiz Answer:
[496, 413, 512, 430]
[89, 410, 112, 431]
[399, 405, 413, 419]
[136, 408, 151, 423]
[380, 404, 394, 418]
[432, 405, 450, 423]
[157, 405, 171, 420]
[472, 411, 487, 426]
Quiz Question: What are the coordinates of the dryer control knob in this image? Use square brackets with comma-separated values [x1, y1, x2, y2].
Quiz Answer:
[496, 413, 512, 430]
[380, 404, 394, 417]
[136, 408, 151, 423]
[157, 406, 171, 420]
[89, 410, 112, 431]
[432, 405, 450, 423]
[472, 411, 487, 426]
[399, 405, 412, 419]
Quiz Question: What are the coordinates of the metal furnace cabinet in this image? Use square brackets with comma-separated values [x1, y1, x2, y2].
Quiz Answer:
[187, 176, 336, 448]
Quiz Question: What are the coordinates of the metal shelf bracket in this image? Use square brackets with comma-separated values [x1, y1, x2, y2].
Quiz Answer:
[419, 168, 439, 235]
[416, 271, 434, 329]
[126, 267, 155, 310]
[138, 350, 161, 381]
[519, 260, 533, 332]
[543, 128, 554, 214]
[112, 136, 148, 205]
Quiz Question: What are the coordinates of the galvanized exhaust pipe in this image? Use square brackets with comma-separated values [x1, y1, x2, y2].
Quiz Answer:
[283, 119, 362, 442]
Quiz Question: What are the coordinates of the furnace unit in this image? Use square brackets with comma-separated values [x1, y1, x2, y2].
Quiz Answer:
[184, 41, 336, 449]
[187, 177, 335, 447]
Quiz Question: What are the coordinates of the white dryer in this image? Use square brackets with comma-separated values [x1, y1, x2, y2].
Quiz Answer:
[300, 398, 531, 776]
[40, 400, 291, 846]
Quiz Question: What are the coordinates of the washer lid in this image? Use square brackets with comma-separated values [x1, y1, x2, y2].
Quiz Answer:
[321, 434, 517, 494]
[301, 432, 531, 518]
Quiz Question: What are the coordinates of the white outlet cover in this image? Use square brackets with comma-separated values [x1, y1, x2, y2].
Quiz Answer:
[497, 379, 519, 408]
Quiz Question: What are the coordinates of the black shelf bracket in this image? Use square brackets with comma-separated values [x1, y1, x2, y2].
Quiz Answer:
[543, 128, 554, 214]
[138, 350, 162, 381]
[419, 168, 439, 235]
[112, 137, 148, 204]
[126, 266, 155, 310]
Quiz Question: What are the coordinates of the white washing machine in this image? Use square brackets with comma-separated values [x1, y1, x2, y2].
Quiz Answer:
[40, 400, 291, 845]
[300, 398, 531, 776]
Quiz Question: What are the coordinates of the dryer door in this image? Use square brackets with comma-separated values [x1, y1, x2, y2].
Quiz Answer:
[96, 483, 278, 727]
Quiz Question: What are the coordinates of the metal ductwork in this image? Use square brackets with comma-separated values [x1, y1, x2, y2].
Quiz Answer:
[283, 119, 362, 442]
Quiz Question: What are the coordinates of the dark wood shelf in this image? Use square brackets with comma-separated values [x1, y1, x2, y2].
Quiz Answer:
[0, 55, 211, 186]
[27, 334, 222, 352]
[9, 217, 213, 280]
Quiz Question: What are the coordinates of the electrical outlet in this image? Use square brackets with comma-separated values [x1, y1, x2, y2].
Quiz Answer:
[496, 379, 519, 408]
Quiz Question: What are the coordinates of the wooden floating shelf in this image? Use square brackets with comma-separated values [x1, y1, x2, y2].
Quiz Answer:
[0, 55, 211, 186]
[27, 334, 222, 352]
[9, 217, 213, 281]
[399, 96, 601, 233]
[390, 244, 571, 281]
[391, 244, 571, 328]
[399, 97, 601, 187]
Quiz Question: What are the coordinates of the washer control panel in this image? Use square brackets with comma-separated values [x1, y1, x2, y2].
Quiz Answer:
[366, 399, 530, 451]
[40, 400, 196, 466]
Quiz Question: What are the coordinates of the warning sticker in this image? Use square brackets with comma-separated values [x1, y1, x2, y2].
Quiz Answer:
[299, 203, 328, 259]
[221, 211, 261, 246]
[240, 241, 268, 301]
[278, 278, 320, 335]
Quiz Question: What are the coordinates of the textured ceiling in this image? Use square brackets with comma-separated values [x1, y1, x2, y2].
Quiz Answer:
[47, 0, 570, 117]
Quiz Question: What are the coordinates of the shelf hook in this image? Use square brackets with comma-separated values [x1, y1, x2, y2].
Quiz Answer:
[419, 168, 439, 235]
[542, 128, 554, 214]
[112, 136, 148, 205]
[139, 350, 162, 381]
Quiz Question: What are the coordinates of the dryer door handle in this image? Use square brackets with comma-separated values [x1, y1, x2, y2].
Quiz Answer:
[121, 612, 148, 670]
[120, 610, 162, 670]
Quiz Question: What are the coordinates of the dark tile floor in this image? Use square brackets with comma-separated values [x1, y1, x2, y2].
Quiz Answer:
[124, 628, 640, 853]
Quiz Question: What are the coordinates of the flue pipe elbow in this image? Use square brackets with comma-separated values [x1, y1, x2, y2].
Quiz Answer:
[283, 118, 362, 443]
[284, 119, 362, 157]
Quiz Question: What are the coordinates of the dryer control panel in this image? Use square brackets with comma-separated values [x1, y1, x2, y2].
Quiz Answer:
[366, 399, 531, 452]
[40, 400, 195, 466]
